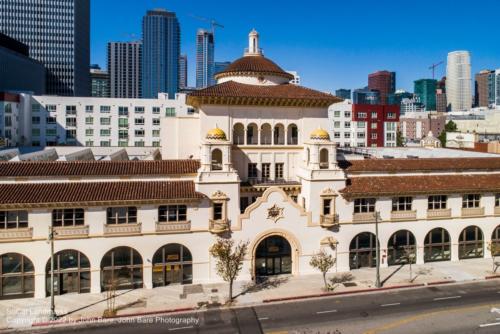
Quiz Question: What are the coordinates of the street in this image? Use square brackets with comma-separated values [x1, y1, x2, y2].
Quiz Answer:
[35, 280, 500, 334]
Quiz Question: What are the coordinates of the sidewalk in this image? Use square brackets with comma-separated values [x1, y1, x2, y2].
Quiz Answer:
[1, 257, 498, 329]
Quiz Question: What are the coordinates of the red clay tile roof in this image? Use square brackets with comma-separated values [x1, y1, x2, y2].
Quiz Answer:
[343, 158, 500, 173]
[0, 181, 204, 208]
[0, 159, 200, 177]
[214, 55, 294, 80]
[187, 81, 342, 107]
[340, 174, 500, 198]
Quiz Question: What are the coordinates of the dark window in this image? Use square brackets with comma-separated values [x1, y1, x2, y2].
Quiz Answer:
[428, 195, 447, 210]
[392, 197, 412, 211]
[354, 198, 376, 213]
[158, 205, 187, 222]
[0, 211, 28, 229]
[213, 203, 223, 220]
[248, 163, 258, 178]
[323, 199, 332, 215]
[52, 209, 84, 227]
[106, 207, 137, 224]
[462, 194, 480, 208]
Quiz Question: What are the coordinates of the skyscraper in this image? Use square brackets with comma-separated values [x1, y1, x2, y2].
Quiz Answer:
[335, 89, 351, 100]
[414, 79, 437, 111]
[0, 0, 90, 96]
[196, 29, 215, 88]
[142, 9, 180, 98]
[446, 51, 472, 111]
[107, 41, 142, 98]
[90, 65, 110, 98]
[214, 61, 230, 74]
[353, 88, 380, 105]
[474, 70, 495, 107]
[179, 54, 188, 89]
[368, 71, 396, 105]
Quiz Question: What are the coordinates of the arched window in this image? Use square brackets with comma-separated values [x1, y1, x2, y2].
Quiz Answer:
[233, 123, 245, 145]
[1, 253, 34, 299]
[260, 124, 272, 145]
[458, 226, 483, 259]
[152, 244, 192, 287]
[387, 230, 416, 266]
[274, 124, 285, 145]
[211, 149, 223, 171]
[100, 247, 143, 291]
[349, 232, 378, 269]
[287, 124, 298, 145]
[492, 225, 500, 256]
[247, 123, 258, 145]
[45, 250, 90, 295]
[320, 148, 329, 169]
[424, 228, 451, 262]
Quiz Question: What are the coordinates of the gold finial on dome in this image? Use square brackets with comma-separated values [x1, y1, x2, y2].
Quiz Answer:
[310, 128, 330, 141]
[206, 126, 227, 141]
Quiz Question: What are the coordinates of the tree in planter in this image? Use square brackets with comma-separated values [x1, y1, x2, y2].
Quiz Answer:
[210, 238, 249, 302]
[310, 250, 336, 291]
[487, 242, 500, 273]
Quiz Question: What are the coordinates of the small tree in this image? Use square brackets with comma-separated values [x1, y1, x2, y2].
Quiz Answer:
[210, 238, 248, 302]
[396, 130, 405, 147]
[310, 250, 336, 290]
[438, 120, 458, 147]
[487, 242, 500, 273]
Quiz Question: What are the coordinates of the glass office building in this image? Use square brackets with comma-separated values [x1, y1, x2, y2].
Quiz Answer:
[196, 29, 215, 89]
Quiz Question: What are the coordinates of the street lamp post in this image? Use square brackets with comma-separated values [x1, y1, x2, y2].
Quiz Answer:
[48, 226, 57, 321]
[375, 211, 381, 288]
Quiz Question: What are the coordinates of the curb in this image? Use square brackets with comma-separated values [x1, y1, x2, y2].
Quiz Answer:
[425, 280, 456, 286]
[31, 306, 197, 328]
[485, 274, 500, 280]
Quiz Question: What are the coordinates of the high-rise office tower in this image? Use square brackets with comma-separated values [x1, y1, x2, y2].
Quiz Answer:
[90, 65, 110, 98]
[353, 88, 380, 105]
[0, 0, 90, 96]
[107, 41, 142, 98]
[179, 54, 188, 89]
[196, 29, 215, 88]
[142, 9, 180, 98]
[474, 70, 495, 107]
[368, 71, 396, 105]
[496, 69, 500, 107]
[414, 79, 437, 111]
[335, 89, 351, 100]
[446, 51, 472, 111]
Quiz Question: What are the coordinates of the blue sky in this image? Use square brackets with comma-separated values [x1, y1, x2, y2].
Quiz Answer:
[91, 0, 500, 93]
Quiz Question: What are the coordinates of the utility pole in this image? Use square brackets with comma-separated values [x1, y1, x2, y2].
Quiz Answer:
[375, 211, 381, 288]
[49, 226, 57, 320]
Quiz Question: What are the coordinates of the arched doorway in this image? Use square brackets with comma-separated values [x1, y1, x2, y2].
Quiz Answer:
[387, 230, 416, 266]
[424, 228, 451, 262]
[458, 226, 483, 259]
[45, 250, 90, 295]
[492, 225, 500, 256]
[0, 253, 34, 299]
[255, 236, 292, 276]
[152, 244, 192, 287]
[100, 247, 143, 291]
[349, 232, 378, 269]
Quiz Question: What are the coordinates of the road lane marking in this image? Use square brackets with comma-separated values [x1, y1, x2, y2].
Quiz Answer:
[479, 322, 500, 328]
[381, 303, 401, 307]
[316, 309, 338, 314]
[259, 317, 269, 320]
[168, 326, 194, 331]
[433, 295, 461, 301]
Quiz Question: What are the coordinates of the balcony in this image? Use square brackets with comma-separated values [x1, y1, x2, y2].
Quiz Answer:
[320, 214, 339, 228]
[352, 212, 376, 223]
[209, 219, 230, 234]
[461, 207, 485, 217]
[104, 223, 142, 236]
[427, 208, 452, 219]
[54, 225, 89, 239]
[0, 228, 33, 242]
[156, 221, 191, 233]
[391, 210, 417, 221]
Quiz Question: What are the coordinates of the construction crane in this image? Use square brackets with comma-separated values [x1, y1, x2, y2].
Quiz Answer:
[428, 61, 444, 79]
[190, 14, 224, 36]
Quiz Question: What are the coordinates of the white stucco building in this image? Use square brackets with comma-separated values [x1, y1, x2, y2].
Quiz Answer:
[1, 32, 500, 301]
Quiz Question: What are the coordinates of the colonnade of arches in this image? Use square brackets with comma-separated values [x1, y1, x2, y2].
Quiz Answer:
[232, 123, 298, 145]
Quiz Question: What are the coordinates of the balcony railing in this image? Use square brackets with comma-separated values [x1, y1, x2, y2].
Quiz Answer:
[104, 223, 142, 236]
[54, 225, 89, 239]
[461, 207, 485, 217]
[427, 208, 452, 219]
[352, 212, 376, 223]
[0, 228, 33, 241]
[320, 214, 339, 228]
[156, 221, 191, 233]
[391, 210, 417, 221]
[209, 219, 230, 234]
[495, 207, 500, 216]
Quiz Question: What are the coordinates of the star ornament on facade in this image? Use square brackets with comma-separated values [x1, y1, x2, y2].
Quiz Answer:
[267, 204, 284, 223]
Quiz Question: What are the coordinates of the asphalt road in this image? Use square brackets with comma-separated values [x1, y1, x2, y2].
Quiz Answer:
[33, 280, 500, 334]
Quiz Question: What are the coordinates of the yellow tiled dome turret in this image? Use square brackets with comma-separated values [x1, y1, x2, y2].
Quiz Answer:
[206, 127, 227, 141]
[310, 128, 330, 141]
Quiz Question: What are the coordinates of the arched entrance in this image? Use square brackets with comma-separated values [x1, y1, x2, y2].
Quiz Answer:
[255, 236, 292, 276]
[45, 250, 90, 296]
[0, 253, 34, 299]
[458, 226, 483, 259]
[152, 244, 192, 287]
[492, 225, 500, 256]
[424, 228, 451, 262]
[349, 232, 378, 269]
[387, 230, 416, 266]
[100, 246, 143, 291]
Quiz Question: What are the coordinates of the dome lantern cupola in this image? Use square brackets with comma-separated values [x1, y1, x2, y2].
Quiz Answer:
[206, 127, 227, 141]
[310, 128, 331, 142]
